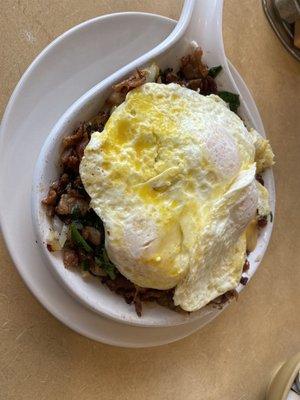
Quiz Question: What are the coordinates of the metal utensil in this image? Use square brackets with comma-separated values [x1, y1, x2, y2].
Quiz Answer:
[262, 0, 300, 61]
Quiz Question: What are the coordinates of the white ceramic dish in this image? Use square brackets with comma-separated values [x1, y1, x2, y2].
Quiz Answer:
[32, 4, 275, 327]
[0, 12, 274, 346]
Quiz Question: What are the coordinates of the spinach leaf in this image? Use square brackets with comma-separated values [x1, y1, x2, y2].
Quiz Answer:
[208, 65, 222, 78]
[218, 91, 240, 113]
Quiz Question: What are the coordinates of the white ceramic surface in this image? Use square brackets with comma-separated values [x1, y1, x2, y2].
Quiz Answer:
[32, 2, 275, 327]
[0, 12, 274, 346]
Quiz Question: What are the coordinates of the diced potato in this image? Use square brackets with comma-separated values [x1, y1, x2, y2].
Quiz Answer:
[249, 128, 274, 173]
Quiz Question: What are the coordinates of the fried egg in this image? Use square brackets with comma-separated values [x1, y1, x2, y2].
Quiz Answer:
[80, 82, 274, 312]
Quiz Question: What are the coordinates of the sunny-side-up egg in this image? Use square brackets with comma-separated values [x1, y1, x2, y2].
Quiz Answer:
[80, 82, 274, 312]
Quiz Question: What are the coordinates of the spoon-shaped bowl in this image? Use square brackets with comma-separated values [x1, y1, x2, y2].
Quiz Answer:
[32, 0, 275, 327]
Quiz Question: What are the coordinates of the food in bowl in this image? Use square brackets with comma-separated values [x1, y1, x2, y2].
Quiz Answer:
[42, 47, 274, 316]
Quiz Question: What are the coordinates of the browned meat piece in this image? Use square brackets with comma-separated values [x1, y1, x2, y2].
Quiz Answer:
[55, 193, 89, 216]
[186, 78, 202, 91]
[133, 292, 143, 317]
[47, 244, 54, 252]
[82, 226, 101, 246]
[42, 188, 57, 206]
[200, 76, 217, 95]
[103, 274, 137, 305]
[240, 276, 249, 285]
[71, 178, 88, 196]
[89, 111, 110, 132]
[103, 274, 135, 293]
[211, 289, 238, 309]
[158, 68, 183, 85]
[75, 134, 90, 159]
[62, 124, 85, 149]
[225, 289, 238, 301]
[73, 175, 82, 187]
[113, 69, 147, 94]
[243, 259, 250, 272]
[61, 148, 80, 172]
[163, 69, 181, 84]
[61, 145, 87, 171]
[61, 124, 90, 167]
[42, 173, 70, 206]
[55, 173, 70, 192]
[155, 292, 179, 310]
[63, 249, 79, 269]
[139, 287, 177, 310]
[137, 287, 166, 301]
[180, 47, 208, 80]
[65, 187, 81, 197]
[257, 215, 268, 228]
[95, 111, 110, 127]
